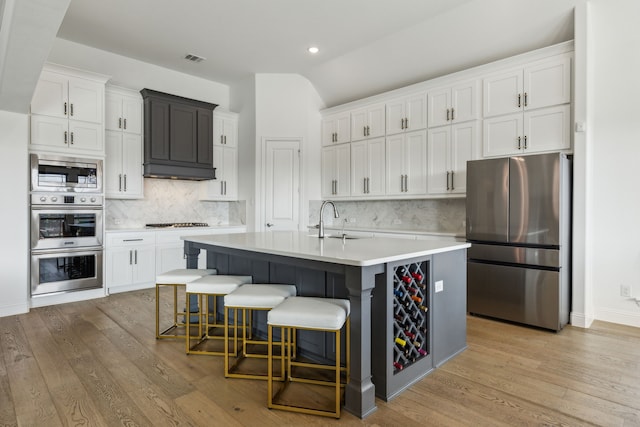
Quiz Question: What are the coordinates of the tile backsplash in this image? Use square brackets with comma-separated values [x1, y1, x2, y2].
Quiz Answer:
[105, 178, 245, 228]
[309, 198, 466, 235]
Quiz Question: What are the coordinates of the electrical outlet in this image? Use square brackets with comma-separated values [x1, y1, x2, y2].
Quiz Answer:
[392, 219, 402, 225]
[435, 280, 444, 293]
[349, 218, 356, 223]
[621, 284, 632, 298]
[114, 218, 122, 225]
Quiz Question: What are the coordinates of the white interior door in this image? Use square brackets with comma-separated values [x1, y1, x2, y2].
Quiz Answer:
[264, 139, 300, 231]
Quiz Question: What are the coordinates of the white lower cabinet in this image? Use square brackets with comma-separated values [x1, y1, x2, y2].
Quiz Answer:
[105, 232, 157, 294]
[155, 229, 209, 275]
[427, 121, 478, 195]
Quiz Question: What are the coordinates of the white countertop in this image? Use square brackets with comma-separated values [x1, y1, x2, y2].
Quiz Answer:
[105, 225, 246, 233]
[182, 231, 470, 267]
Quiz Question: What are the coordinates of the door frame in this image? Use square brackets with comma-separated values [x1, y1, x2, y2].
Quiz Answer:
[260, 137, 303, 232]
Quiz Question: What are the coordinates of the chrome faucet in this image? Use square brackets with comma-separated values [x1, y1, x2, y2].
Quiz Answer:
[318, 200, 339, 238]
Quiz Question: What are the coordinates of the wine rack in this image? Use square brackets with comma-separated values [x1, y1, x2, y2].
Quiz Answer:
[392, 262, 428, 373]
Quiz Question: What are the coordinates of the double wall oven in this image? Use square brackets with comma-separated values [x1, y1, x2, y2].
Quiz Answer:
[30, 154, 104, 296]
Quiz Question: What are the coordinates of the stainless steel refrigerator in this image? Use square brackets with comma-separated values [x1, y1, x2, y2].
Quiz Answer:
[466, 152, 571, 331]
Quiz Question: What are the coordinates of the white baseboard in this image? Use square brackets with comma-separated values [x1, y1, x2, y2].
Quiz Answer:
[107, 282, 154, 294]
[570, 311, 594, 328]
[0, 302, 29, 317]
[594, 307, 640, 328]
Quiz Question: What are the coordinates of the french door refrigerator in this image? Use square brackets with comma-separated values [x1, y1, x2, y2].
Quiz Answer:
[466, 152, 571, 331]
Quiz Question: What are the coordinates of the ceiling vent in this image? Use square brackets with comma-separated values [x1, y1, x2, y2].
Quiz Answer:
[184, 53, 206, 63]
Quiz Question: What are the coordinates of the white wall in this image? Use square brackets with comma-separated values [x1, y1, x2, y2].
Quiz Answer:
[0, 111, 29, 315]
[253, 74, 323, 231]
[589, 0, 640, 327]
[48, 38, 230, 107]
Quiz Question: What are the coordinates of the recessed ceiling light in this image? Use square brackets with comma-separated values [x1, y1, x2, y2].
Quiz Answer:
[307, 46, 319, 54]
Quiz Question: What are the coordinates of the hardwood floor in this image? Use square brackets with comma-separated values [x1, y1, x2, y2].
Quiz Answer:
[1, 288, 639, 426]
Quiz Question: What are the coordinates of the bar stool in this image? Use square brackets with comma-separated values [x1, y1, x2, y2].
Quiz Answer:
[267, 296, 351, 418]
[155, 268, 217, 339]
[223, 284, 297, 380]
[185, 274, 253, 356]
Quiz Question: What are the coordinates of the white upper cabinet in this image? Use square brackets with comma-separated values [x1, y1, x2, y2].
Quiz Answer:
[428, 122, 478, 195]
[428, 80, 479, 128]
[30, 65, 108, 156]
[31, 69, 104, 124]
[386, 130, 427, 196]
[386, 92, 427, 135]
[213, 110, 238, 147]
[351, 137, 385, 196]
[322, 112, 351, 146]
[483, 104, 570, 157]
[105, 88, 142, 134]
[321, 144, 351, 198]
[483, 53, 571, 118]
[351, 103, 385, 141]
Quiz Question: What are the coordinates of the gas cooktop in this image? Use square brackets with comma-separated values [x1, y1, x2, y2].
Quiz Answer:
[145, 222, 209, 228]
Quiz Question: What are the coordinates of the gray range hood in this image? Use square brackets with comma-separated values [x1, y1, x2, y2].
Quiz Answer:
[141, 89, 217, 180]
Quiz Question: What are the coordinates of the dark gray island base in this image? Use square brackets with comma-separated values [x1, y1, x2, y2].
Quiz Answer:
[183, 231, 469, 419]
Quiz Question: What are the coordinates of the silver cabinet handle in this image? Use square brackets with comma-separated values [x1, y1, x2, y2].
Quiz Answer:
[363, 178, 367, 193]
[224, 135, 227, 144]
[524, 135, 527, 149]
[266, 223, 274, 228]
[64, 131, 68, 144]
[70, 103, 74, 116]
[451, 108, 455, 120]
[400, 175, 404, 192]
[518, 94, 521, 108]
[221, 181, 224, 195]
[119, 117, 122, 129]
[124, 174, 127, 192]
[129, 249, 133, 265]
[224, 180, 227, 195]
[367, 125, 370, 136]
[64, 102, 67, 116]
[367, 177, 370, 193]
[405, 174, 408, 192]
[451, 171, 455, 191]
[124, 118, 127, 129]
[221, 135, 224, 144]
[70, 132, 74, 144]
[363, 126, 367, 137]
[446, 109, 450, 121]
[517, 136, 522, 149]
[405, 118, 408, 129]
[524, 92, 528, 107]
[123, 238, 143, 242]
[119, 174, 122, 192]
[446, 171, 450, 191]
[135, 249, 138, 264]
[400, 118, 404, 130]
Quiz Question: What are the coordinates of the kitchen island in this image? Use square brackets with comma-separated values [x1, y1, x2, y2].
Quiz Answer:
[182, 231, 470, 419]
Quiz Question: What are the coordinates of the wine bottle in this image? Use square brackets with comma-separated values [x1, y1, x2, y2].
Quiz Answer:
[393, 362, 404, 370]
[401, 275, 412, 284]
[393, 289, 404, 298]
[407, 286, 418, 294]
[418, 348, 427, 356]
[404, 330, 416, 340]
[413, 340, 422, 348]
[394, 337, 406, 347]
[410, 295, 422, 303]
[410, 272, 423, 281]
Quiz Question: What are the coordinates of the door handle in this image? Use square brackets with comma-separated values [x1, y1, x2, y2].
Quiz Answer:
[129, 250, 133, 265]
[64, 131, 68, 144]
[70, 103, 74, 116]
[134, 249, 138, 264]
[119, 174, 122, 191]
[124, 174, 127, 192]
[451, 171, 455, 191]
[518, 94, 521, 108]
[524, 92, 528, 107]
[446, 109, 450, 121]
[119, 117, 122, 129]
[451, 108, 455, 120]
[266, 223, 274, 228]
[524, 135, 528, 149]
[517, 136, 522, 150]
[70, 132, 74, 144]
[124, 118, 127, 129]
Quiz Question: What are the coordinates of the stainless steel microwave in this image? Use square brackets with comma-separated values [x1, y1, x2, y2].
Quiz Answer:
[31, 154, 102, 193]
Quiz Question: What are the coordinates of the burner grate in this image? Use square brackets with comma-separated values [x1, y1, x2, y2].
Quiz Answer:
[145, 222, 209, 228]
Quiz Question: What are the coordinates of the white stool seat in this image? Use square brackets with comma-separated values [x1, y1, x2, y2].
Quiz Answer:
[156, 268, 217, 284]
[268, 297, 350, 330]
[225, 284, 297, 309]
[186, 275, 252, 295]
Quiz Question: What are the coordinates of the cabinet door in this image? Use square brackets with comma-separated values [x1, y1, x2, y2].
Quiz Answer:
[105, 95, 123, 131]
[483, 69, 523, 118]
[105, 131, 123, 197]
[367, 104, 386, 139]
[148, 99, 170, 161]
[321, 147, 336, 197]
[367, 137, 386, 196]
[321, 118, 337, 146]
[122, 133, 143, 197]
[351, 108, 368, 142]
[196, 108, 213, 167]
[132, 246, 156, 284]
[68, 121, 103, 153]
[30, 115, 68, 150]
[405, 92, 427, 131]
[222, 147, 238, 199]
[524, 105, 571, 154]
[524, 55, 571, 111]
[211, 145, 226, 197]
[404, 130, 427, 195]
[156, 244, 186, 275]
[451, 80, 479, 124]
[122, 96, 142, 134]
[427, 126, 450, 194]
[169, 104, 197, 162]
[449, 121, 477, 194]
[30, 71, 68, 118]
[223, 116, 238, 147]
[386, 134, 405, 194]
[351, 140, 368, 195]
[482, 113, 523, 158]
[106, 248, 133, 288]
[68, 78, 103, 124]
[428, 88, 451, 128]
[213, 113, 225, 146]
[386, 99, 406, 136]
[335, 113, 350, 144]
[334, 144, 351, 197]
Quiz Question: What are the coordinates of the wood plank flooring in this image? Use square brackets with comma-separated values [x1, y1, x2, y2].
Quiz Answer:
[1, 288, 639, 426]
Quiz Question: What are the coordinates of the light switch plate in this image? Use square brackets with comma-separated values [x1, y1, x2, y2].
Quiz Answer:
[435, 280, 444, 293]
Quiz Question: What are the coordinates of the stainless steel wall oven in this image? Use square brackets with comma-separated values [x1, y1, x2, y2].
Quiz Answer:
[30, 155, 105, 296]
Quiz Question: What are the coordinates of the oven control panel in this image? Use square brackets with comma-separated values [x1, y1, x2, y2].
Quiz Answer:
[32, 193, 103, 206]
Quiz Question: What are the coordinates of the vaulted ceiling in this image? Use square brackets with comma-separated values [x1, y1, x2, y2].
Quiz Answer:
[1, 0, 579, 112]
